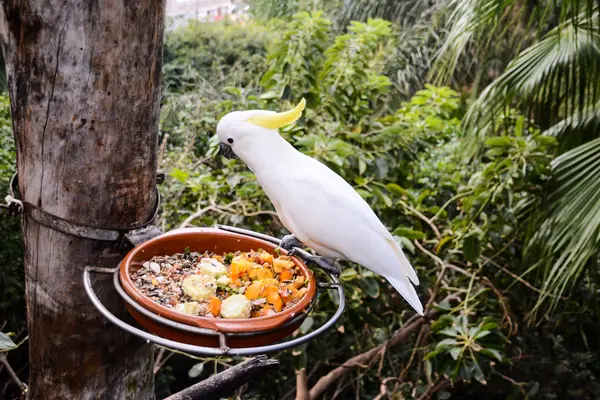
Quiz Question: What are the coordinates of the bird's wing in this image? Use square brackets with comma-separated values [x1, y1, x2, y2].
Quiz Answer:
[260, 159, 422, 314]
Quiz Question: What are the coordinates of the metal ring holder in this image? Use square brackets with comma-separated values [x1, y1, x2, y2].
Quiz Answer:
[83, 224, 346, 356]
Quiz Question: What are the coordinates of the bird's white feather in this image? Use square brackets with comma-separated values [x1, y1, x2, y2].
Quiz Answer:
[254, 152, 423, 315]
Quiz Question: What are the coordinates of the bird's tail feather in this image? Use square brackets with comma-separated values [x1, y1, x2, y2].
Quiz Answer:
[386, 236, 419, 285]
[387, 275, 424, 316]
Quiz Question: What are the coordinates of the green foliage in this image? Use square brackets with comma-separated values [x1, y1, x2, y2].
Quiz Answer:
[526, 137, 600, 316]
[262, 15, 394, 124]
[338, 0, 442, 27]
[260, 11, 332, 102]
[156, 16, 569, 397]
[318, 19, 393, 123]
[0, 5, 598, 399]
[433, 0, 600, 317]
[162, 20, 271, 97]
[0, 332, 27, 353]
[248, 0, 342, 21]
[427, 313, 506, 384]
[0, 94, 24, 330]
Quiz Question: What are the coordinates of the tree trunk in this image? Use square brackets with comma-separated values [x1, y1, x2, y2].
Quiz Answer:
[0, 1, 165, 398]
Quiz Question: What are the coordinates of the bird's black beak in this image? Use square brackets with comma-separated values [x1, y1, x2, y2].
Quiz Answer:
[219, 142, 238, 159]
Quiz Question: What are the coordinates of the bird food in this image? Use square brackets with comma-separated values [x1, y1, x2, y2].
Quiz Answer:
[130, 248, 309, 319]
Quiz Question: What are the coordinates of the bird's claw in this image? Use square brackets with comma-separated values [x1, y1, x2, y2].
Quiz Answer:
[287, 247, 341, 276]
[278, 234, 341, 276]
[279, 234, 305, 251]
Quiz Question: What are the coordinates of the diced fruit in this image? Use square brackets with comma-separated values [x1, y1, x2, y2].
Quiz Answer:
[245, 281, 263, 300]
[293, 275, 305, 289]
[273, 257, 295, 272]
[217, 275, 231, 286]
[133, 249, 310, 321]
[249, 265, 274, 280]
[267, 292, 283, 312]
[230, 257, 254, 276]
[262, 278, 280, 287]
[261, 284, 279, 298]
[279, 269, 294, 282]
[220, 294, 252, 319]
[258, 306, 276, 317]
[279, 285, 298, 304]
[294, 287, 308, 300]
[208, 297, 221, 316]
[181, 274, 217, 301]
[258, 251, 274, 265]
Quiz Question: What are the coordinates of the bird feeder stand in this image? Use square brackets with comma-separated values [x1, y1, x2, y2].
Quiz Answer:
[83, 225, 346, 356]
[3, 171, 346, 355]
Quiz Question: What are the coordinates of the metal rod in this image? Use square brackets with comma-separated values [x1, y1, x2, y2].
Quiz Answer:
[84, 266, 227, 356]
[215, 225, 282, 245]
[112, 269, 220, 336]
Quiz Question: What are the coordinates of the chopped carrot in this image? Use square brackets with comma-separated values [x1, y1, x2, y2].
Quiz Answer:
[208, 297, 221, 316]
[260, 284, 279, 297]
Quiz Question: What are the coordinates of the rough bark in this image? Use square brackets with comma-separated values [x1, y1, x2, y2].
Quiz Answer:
[0, 1, 165, 398]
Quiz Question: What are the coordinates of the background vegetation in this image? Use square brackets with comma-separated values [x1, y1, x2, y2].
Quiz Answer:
[1, 1, 599, 399]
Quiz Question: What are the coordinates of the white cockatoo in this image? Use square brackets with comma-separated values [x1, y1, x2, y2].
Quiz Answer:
[216, 99, 423, 315]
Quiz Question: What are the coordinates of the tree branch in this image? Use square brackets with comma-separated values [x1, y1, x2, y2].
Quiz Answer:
[401, 201, 441, 239]
[178, 204, 221, 228]
[163, 355, 279, 400]
[308, 312, 433, 399]
[0, 353, 26, 391]
[295, 368, 310, 400]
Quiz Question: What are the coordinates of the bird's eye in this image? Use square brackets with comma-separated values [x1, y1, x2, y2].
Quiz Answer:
[227, 138, 234, 144]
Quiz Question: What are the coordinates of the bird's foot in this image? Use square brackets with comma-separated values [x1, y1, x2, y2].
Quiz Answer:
[279, 234, 305, 251]
[287, 247, 341, 276]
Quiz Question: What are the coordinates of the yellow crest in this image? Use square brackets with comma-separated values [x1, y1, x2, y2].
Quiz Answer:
[247, 98, 306, 129]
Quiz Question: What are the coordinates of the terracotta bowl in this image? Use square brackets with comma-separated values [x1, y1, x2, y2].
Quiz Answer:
[118, 227, 317, 348]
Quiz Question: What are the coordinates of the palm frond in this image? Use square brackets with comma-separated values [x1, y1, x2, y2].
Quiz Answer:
[430, 0, 513, 84]
[460, 9, 600, 155]
[526, 137, 600, 318]
[431, 0, 598, 85]
[544, 99, 600, 150]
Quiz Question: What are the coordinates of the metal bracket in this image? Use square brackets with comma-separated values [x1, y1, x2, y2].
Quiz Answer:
[83, 226, 346, 356]
[2, 171, 165, 245]
[124, 225, 164, 246]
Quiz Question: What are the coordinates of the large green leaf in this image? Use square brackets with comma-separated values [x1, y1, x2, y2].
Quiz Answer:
[527, 137, 600, 317]
[463, 235, 481, 263]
